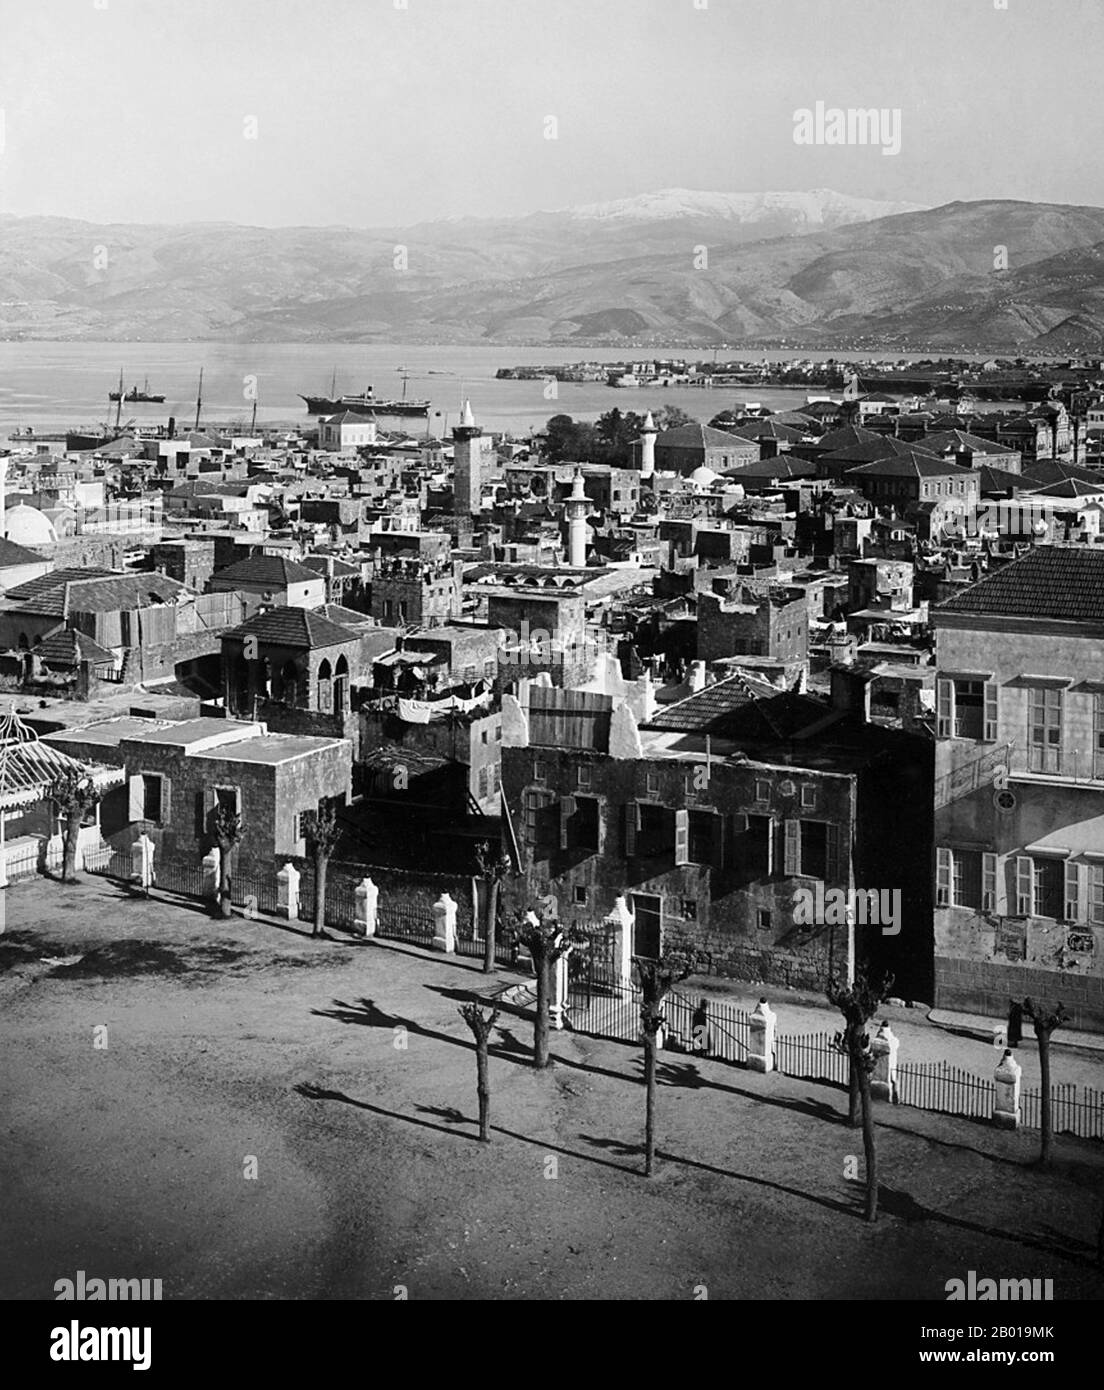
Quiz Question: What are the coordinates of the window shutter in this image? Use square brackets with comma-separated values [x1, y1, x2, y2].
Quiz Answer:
[982, 852, 998, 912]
[936, 847, 952, 906]
[1064, 860, 1080, 923]
[983, 682, 998, 742]
[128, 775, 144, 823]
[160, 776, 172, 825]
[764, 818, 775, 877]
[710, 812, 725, 869]
[825, 823, 841, 884]
[674, 808, 690, 866]
[233, 787, 242, 817]
[624, 802, 639, 856]
[936, 678, 954, 737]
[783, 818, 801, 876]
[560, 795, 576, 849]
[1016, 855, 1034, 916]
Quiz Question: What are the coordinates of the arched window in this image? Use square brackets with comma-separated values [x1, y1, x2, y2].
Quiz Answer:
[334, 654, 349, 717]
[317, 658, 333, 713]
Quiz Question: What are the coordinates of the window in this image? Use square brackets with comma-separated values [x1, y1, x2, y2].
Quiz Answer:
[681, 898, 697, 921]
[523, 789, 556, 849]
[627, 801, 671, 858]
[800, 784, 817, 809]
[1016, 855, 1065, 918]
[1028, 687, 1062, 773]
[577, 764, 592, 789]
[757, 909, 772, 930]
[533, 758, 547, 783]
[561, 794, 601, 853]
[1089, 864, 1104, 926]
[951, 850, 983, 910]
[734, 813, 773, 880]
[645, 769, 661, 797]
[143, 774, 164, 823]
[936, 678, 997, 741]
[754, 779, 770, 804]
[782, 819, 840, 880]
[477, 767, 490, 799]
[573, 885, 588, 906]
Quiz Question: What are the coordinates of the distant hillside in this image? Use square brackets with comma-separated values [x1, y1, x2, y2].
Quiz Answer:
[1, 194, 1103, 347]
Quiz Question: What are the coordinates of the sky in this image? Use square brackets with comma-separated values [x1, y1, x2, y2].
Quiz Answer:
[0, 0, 1099, 228]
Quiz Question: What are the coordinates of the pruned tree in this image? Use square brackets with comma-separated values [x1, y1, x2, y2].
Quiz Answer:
[49, 768, 102, 885]
[458, 1001, 500, 1141]
[1021, 997, 1069, 1168]
[827, 969, 892, 1222]
[519, 910, 583, 1069]
[474, 839, 512, 975]
[636, 952, 693, 1177]
[211, 803, 241, 919]
[303, 800, 340, 939]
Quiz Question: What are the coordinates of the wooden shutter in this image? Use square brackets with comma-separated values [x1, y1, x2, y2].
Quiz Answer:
[710, 812, 725, 869]
[983, 682, 998, 742]
[674, 808, 690, 866]
[982, 852, 998, 912]
[936, 847, 952, 906]
[825, 823, 841, 884]
[128, 775, 144, 823]
[936, 678, 954, 737]
[1064, 860, 1080, 923]
[624, 802, 639, 856]
[783, 818, 801, 877]
[559, 795, 576, 849]
[764, 818, 775, 877]
[595, 798, 606, 854]
[160, 776, 172, 825]
[1015, 855, 1034, 916]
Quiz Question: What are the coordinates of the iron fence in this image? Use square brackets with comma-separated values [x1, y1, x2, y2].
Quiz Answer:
[665, 989, 751, 1063]
[774, 1029, 851, 1089]
[897, 1060, 993, 1121]
[375, 903, 435, 947]
[83, 845, 134, 881]
[567, 978, 641, 1043]
[1021, 1082, 1104, 1140]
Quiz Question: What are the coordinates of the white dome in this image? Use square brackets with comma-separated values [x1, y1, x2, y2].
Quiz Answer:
[689, 465, 719, 488]
[5, 502, 57, 546]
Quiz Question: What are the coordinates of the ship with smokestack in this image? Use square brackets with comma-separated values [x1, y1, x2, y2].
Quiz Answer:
[65, 368, 206, 452]
[300, 368, 429, 418]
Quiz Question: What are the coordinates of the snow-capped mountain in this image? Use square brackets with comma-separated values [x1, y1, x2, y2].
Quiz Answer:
[565, 187, 926, 227]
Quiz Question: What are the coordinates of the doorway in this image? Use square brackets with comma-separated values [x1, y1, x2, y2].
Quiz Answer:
[631, 894, 662, 959]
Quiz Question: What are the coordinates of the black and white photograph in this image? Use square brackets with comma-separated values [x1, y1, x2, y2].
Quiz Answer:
[0, 0, 1100, 1353]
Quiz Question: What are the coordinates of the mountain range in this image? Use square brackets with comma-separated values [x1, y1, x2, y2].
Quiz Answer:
[2, 191, 1103, 348]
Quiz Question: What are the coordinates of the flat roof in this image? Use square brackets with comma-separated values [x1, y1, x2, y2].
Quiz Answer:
[195, 733, 345, 765]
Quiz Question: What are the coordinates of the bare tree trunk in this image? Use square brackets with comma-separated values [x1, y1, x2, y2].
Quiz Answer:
[857, 1056, 878, 1222]
[644, 1028, 657, 1176]
[482, 879, 498, 975]
[533, 953, 551, 1069]
[847, 1037, 861, 1128]
[62, 815, 80, 884]
[218, 849, 233, 918]
[476, 1041, 490, 1141]
[313, 853, 328, 938]
[1038, 1029, 1053, 1167]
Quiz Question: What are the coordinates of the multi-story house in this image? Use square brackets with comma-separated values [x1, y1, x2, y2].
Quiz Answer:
[931, 547, 1104, 1032]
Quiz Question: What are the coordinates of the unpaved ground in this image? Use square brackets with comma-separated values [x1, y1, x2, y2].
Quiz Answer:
[2, 877, 1102, 1301]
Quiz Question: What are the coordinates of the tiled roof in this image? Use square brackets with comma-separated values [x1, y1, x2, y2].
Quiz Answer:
[1021, 459, 1101, 486]
[4, 567, 115, 602]
[656, 424, 754, 450]
[213, 555, 321, 586]
[37, 627, 116, 666]
[225, 606, 357, 649]
[819, 436, 938, 465]
[646, 673, 787, 733]
[724, 456, 818, 479]
[922, 430, 1014, 454]
[809, 424, 883, 453]
[0, 538, 48, 568]
[936, 547, 1104, 621]
[845, 453, 975, 478]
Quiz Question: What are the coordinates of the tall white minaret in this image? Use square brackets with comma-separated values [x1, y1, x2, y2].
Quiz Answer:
[453, 399, 483, 516]
[565, 468, 589, 567]
[639, 411, 658, 480]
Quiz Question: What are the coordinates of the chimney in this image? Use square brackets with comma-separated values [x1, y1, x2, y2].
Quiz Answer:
[688, 660, 708, 693]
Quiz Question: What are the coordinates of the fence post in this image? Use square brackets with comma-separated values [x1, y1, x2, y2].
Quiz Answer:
[748, 998, 776, 1073]
[608, 895, 635, 985]
[131, 834, 155, 893]
[354, 876, 378, 937]
[993, 1048, 1022, 1130]
[870, 1020, 899, 1102]
[201, 848, 220, 902]
[433, 892, 457, 953]
[550, 946, 572, 1030]
[276, 861, 300, 921]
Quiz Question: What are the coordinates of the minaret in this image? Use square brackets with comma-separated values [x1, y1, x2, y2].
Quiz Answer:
[640, 411, 658, 480]
[452, 399, 483, 517]
[565, 468, 589, 567]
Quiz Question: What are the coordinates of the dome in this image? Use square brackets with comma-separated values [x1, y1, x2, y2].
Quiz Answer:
[689, 465, 719, 489]
[5, 502, 58, 546]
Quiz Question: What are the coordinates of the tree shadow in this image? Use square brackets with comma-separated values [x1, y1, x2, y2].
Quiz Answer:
[294, 1082, 483, 1142]
[367, 938, 489, 973]
[416, 1104, 471, 1126]
[876, 1117, 1034, 1172]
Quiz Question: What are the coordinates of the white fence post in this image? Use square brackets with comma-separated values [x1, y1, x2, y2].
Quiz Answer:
[748, 998, 776, 1073]
[993, 1048, 1022, 1129]
[276, 862, 300, 921]
[131, 834, 155, 892]
[354, 876, 378, 937]
[870, 1021, 899, 1102]
[433, 892, 457, 953]
[201, 848, 220, 901]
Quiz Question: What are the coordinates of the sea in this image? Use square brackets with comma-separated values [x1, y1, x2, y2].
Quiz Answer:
[0, 342, 1010, 440]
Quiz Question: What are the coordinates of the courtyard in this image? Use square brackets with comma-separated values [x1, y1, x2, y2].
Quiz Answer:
[2, 875, 1102, 1301]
